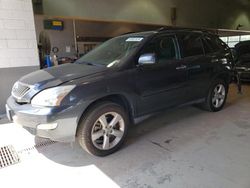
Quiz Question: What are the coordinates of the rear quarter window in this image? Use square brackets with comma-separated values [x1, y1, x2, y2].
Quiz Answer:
[215, 37, 229, 51]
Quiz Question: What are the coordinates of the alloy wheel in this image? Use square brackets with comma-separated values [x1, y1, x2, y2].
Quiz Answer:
[212, 84, 226, 108]
[91, 112, 125, 150]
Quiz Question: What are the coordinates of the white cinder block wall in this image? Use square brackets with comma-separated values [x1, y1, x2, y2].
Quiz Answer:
[0, 0, 39, 68]
[0, 0, 39, 114]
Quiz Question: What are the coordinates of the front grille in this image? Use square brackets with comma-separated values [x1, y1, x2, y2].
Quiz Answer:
[11, 82, 30, 99]
[0, 145, 20, 169]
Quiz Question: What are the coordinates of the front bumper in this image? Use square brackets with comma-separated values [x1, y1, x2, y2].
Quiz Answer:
[6, 96, 86, 142]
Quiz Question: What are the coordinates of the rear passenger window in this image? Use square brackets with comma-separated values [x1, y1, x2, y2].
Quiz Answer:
[215, 38, 229, 50]
[203, 35, 220, 53]
[179, 34, 204, 57]
[202, 38, 213, 54]
[202, 36, 217, 54]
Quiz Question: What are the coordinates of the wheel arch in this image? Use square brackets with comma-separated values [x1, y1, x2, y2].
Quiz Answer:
[215, 72, 231, 85]
[209, 71, 231, 89]
[76, 93, 135, 134]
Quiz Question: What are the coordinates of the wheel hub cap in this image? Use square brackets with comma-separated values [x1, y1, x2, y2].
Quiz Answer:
[91, 112, 125, 150]
[212, 84, 226, 108]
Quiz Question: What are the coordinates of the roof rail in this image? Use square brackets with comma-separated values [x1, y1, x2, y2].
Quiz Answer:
[122, 31, 136, 35]
[156, 26, 216, 35]
[157, 27, 167, 31]
[156, 26, 181, 31]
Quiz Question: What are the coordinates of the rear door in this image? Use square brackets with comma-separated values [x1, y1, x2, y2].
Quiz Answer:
[177, 32, 213, 100]
[135, 34, 188, 116]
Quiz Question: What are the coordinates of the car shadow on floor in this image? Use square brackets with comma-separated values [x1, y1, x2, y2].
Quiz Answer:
[35, 105, 213, 166]
[33, 85, 250, 184]
[34, 84, 249, 168]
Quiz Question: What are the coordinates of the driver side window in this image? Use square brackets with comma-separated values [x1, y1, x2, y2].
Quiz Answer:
[141, 36, 177, 64]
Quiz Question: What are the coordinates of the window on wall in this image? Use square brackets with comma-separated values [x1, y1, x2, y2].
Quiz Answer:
[240, 35, 250, 41]
[179, 34, 204, 58]
[220, 35, 250, 48]
[227, 36, 240, 48]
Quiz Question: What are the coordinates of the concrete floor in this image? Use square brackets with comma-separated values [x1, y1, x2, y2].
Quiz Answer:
[0, 84, 250, 188]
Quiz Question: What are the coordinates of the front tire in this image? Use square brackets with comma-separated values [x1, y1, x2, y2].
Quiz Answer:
[203, 79, 228, 112]
[77, 102, 129, 156]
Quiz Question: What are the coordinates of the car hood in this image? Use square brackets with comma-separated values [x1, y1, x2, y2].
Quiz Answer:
[19, 63, 107, 89]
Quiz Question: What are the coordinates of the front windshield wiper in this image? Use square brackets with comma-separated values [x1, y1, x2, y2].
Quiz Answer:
[75, 61, 105, 67]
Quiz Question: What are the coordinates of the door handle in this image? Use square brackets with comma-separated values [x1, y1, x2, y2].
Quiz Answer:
[176, 65, 187, 70]
[211, 58, 228, 64]
[220, 58, 228, 64]
[189, 65, 201, 70]
[211, 58, 219, 63]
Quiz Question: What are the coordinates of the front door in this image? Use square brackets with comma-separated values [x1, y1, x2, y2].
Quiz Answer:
[135, 35, 188, 116]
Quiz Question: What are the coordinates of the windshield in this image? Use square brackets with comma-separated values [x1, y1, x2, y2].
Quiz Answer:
[75, 36, 144, 67]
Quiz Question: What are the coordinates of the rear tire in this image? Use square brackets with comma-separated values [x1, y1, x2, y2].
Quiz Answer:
[77, 102, 129, 156]
[202, 79, 228, 112]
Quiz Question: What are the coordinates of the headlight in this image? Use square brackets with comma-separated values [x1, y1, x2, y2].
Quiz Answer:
[31, 85, 75, 107]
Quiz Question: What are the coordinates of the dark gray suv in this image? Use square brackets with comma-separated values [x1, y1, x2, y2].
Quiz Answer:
[6, 29, 233, 156]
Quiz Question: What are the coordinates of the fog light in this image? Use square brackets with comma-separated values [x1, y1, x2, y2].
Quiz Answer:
[37, 123, 58, 130]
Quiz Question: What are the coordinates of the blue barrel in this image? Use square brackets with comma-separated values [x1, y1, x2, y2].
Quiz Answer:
[45, 55, 52, 68]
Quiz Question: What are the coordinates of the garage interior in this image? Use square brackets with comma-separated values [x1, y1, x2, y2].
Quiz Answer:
[1, 0, 250, 187]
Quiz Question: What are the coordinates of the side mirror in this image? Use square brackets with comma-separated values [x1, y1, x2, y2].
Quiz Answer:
[138, 53, 156, 65]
